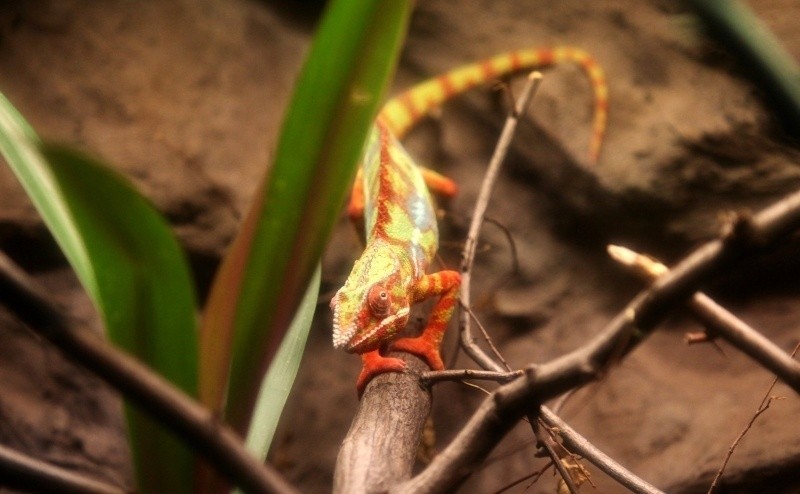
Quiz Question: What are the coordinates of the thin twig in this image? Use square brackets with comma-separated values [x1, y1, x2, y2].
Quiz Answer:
[707, 398, 777, 493]
[684, 331, 714, 344]
[459, 72, 580, 494]
[458, 71, 543, 373]
[540, 408, 664, 494]
[707, 341, 799, 493]
[494, 461, 552, 494]
[396, 187, 800, 493]
[449, 72, 660, 494]
[533, 419, 580, 494]
[462, 304, 512, 371]
[483, 215, 521, 276]
[420, 368, 523, 385]
[0, 251, 297, 494]
[0, 442, 125, 494]
[608, 244, 800, 393]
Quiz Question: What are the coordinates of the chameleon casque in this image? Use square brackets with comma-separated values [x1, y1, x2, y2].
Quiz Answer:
[330, 47, 608, 395]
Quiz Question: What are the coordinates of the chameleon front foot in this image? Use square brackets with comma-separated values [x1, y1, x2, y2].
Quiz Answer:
[390, 335, 445, 372]
[356, 350, 407, 396]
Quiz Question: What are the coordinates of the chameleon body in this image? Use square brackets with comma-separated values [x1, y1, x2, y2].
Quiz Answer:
[330, 47, 608, 395]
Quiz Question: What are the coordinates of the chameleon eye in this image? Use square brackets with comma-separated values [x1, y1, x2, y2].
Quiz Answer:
[367, 285, 391, 317]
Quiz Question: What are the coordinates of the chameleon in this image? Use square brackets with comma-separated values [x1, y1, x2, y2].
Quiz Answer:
[330, 46, 608, 395]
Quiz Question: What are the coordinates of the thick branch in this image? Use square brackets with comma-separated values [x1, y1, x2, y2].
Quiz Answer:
[395, 189, 800, 493]
[0, 442, 124, 494]
[334, 354, 431, 493]
[0, 252, 297, 494]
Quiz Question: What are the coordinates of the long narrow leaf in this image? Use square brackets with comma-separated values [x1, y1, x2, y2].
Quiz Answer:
[38, 145, 199, 493]
[199, 0, 411, 434]
[0, 94, 198, 493]
[244, 264, 320, 462]
[0, 94, 95, 295]
[688, 0, 800, 132]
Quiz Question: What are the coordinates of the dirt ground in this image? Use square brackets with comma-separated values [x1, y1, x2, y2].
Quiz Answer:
[1, 0, 799, 492]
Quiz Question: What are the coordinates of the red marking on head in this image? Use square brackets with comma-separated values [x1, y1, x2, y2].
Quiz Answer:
[356, 304, 371, 329]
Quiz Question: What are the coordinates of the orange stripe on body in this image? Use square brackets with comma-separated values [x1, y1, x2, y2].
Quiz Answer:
[509, 51, 523, 71]
[439, 74, 456, 99]
[371, 122, 395, 239]
[480, 59, 496, 82]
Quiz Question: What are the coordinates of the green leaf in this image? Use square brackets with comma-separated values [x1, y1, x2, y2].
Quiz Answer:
[688, 0, 800, 132]
[199, 0, 411, 434]
[0, 93, 199, 493]
[244, 264, 320, 463]
[0, 94, 95, 295]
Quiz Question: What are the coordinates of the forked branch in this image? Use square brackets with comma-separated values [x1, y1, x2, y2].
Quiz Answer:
[608, 244, 800, 394]
[396, 189, 800, 493]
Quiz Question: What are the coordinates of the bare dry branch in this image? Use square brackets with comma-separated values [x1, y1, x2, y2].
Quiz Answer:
[533, 419, 580, 494]
[708, 396, 777, 494]
[395, 189, 800, 493]
[608, 244, 800, 394]
[0, 251, 297, 494]
[458, 71, 543, 373]
[540, 408, 664, 494]
[420, 368, 523, 385]
[448, 70, 659, 494]
[707, 342, 799, 493]
[0, 442, 125, 494]
[334, 354, 432, 493]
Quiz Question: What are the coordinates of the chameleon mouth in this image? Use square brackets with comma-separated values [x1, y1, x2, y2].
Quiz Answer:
[344, 307, 410, 353]
[331, 296, 354, 350]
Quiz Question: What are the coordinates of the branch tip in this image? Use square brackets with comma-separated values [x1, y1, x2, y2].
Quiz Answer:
[607, 244, 668, 279]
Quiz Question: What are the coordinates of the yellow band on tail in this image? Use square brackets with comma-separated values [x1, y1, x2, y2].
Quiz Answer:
[378, 46, 608, 164]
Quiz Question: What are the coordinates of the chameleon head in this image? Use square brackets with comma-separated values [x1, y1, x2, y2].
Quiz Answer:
[330, 272, 411, 354]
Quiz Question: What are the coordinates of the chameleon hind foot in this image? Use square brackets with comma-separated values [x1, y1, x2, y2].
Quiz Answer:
[356, 349, 407, 397]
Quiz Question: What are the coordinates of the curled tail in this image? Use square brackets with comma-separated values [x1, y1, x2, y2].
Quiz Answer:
[378, 46, 608, 164]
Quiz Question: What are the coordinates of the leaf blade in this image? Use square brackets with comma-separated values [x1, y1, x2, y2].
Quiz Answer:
[199, 0, 411, 434]
[244, 265, 320, 461]
[0, 92, 199, 494]
[38, 144, 200, 494]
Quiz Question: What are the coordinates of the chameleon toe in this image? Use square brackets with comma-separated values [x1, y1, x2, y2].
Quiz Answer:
[356, 351, 408, 396]
[390, 336, 444, 371]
